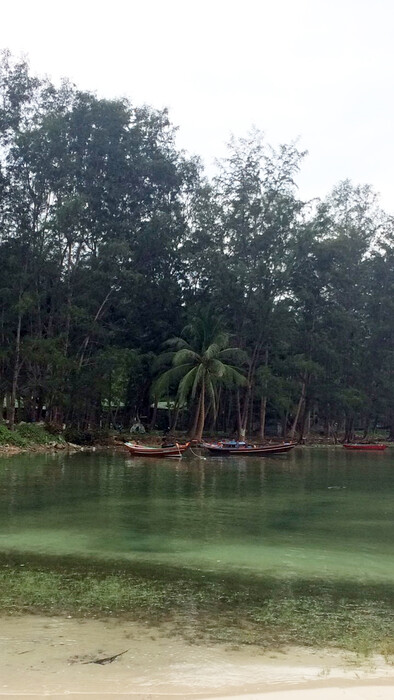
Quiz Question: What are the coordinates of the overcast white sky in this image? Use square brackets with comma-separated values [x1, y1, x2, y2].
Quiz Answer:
[1, 0, 394, 210]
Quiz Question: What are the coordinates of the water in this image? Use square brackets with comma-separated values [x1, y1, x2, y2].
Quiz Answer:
[0, 447, 393, 585]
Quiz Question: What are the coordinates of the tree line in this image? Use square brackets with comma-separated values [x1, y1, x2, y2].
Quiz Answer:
[1, 51, 393, 442]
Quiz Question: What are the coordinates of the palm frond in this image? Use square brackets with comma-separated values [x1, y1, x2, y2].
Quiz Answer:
[152, 351, 176, 372]
[163, 337, 192, 351]
[152, 364, 195, 399]
[212, 331, 230, 349]
[173, 348, 200, 366]
[177, 366, 198, 403]
[181, 321, 196, 340]
[217, 347, 248, 364]
[204, 343, 221, 360]
[219, 365, 247, 388]
[182, 311, 225, 353]
[156, 313, 243, 415]
[207, 358, 227, 378]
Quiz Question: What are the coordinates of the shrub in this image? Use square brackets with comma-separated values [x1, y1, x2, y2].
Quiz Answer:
[44, 422, 64, 436]
[0, 422, 64, 447]
[0, 424, 28, 447]
[63, 427, 109, 445]
[15, 423, 61, 445]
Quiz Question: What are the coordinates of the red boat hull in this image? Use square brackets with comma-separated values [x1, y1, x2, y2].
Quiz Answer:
[202, 442, 297, 456]
[124, 442, 190, 458]
[343, 444, 387, 451]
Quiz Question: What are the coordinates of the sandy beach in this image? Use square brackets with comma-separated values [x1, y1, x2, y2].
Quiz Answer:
[0, 615, 393, 699]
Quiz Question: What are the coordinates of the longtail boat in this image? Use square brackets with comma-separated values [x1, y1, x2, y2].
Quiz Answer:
[124, 441, 190, 458]
[343, 443, 387, 451]
[201, 441, 297, 456]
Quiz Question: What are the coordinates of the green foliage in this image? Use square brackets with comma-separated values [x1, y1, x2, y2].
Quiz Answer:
[63, 427, 110, 445]
[0, 424, 28, 447]
[14, 423, 63, 444]
[0, 423, 63, 446]
[154, 310, 246, 437]
[1, 52, 394, 440]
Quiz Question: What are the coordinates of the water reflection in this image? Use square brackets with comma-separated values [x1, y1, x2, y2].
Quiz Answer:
[0, 448, 393, 584]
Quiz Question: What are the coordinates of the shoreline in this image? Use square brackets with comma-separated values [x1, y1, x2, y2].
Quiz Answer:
[0, 440, 392, 457]
[0, 614, 393, 698]
[1, 555, 393, 658]
[0, 442, 115, 455]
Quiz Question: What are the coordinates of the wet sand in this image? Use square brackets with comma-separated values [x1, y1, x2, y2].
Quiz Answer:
[0, 615, 393, 698]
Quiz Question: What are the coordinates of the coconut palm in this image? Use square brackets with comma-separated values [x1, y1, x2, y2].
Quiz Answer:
[153, 313, 247, 440]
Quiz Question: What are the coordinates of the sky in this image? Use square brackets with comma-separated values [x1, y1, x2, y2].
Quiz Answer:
[1, 0, 394, 211]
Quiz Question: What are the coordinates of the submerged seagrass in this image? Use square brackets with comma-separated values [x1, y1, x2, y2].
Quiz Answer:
[0, 448, 393, 654]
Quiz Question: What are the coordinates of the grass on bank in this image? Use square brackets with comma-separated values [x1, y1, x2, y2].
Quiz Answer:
[0, 422, 113, 447]
[0, 558, 393, 658]
[0, 423, 65, 447]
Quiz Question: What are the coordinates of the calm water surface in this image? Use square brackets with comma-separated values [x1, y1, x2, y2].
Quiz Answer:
[0, 447, 393, 585]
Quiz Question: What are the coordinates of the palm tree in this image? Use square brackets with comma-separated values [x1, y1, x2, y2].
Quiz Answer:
[153, 312, 247, 441]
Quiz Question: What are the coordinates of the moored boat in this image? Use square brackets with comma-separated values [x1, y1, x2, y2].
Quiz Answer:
[201, 441, 297, 456]
[343, 443, 387, 451]
[124, 441, 190, 458]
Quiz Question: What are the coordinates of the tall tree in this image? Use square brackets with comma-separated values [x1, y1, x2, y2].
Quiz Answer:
[154, 311, 246, 440]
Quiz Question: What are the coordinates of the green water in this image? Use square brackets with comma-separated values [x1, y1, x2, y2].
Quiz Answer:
[0, 447, 393, 586]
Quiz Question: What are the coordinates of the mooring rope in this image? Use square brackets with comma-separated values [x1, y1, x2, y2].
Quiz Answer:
[189, 446, 207, 460]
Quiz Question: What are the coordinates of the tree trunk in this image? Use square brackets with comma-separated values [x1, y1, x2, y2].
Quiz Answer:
[289, 378, 307, 441]
[204, 400, 214, 432]
[225, 391, 233, 434]
[78, 290, 112, 369]
[257, 348, 269, 441]
[248, 384, 254, 435]
[281, 411, 288, 439]
[195, 378, 206, 442]
[236, 390, 243, 438]
[298, 404, 310, 443]
[5, 393, 12, 424]
[388, 417, 394, 441]
[149, 400, 158, 430]
[239, 384, 251, 439]
[213, 386, 222, 433]
[64, 242, 73, 358]
[344, 415, 355, 443]
[189, 392, 202, 438]
[9, 308, 23, 431]
[304, 409, 311, 438]
[107, 373, 112, 428]
[362, 413, 370, 440]
[239, 340, 262, 439]
[330, 422, 338, 445]
[170, 403, 180, 432]
[258, 395, 267, 441]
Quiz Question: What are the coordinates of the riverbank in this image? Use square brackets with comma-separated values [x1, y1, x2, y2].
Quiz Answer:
[0, 438, 391, 457]
[0, 442, 103, 455]
[0, 419, 392, 456]
[0, 613, 393, 698]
